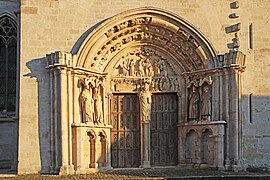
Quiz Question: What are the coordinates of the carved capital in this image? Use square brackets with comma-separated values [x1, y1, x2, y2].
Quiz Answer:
[46, 51, 73, 67]
[222, 51, 246, 72]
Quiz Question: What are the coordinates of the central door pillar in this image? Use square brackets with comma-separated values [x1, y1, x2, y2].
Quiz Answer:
[142, 121, 151, 168]
[138, 80, 152, 168]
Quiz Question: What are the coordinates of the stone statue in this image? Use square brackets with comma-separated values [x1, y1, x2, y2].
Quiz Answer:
[159, 61, 167, 77]
[159, 77, 170, 91]
[153, 60, 160, 75]
[188, 86, 200, 121]
[116, 61, 128, 76]
[144, 58, 153, 77]
[93, 86, 103, 124]
[129, 59, 135, 76]
[139, 82, 152, 122]
[80, 82, 94, 123]
[137, 59, 144, 76]
[110, 80, 115, 91]
[201, 85, 212, 121]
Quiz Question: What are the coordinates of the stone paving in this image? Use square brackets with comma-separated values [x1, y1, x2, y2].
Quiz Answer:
[1, 168, 270, 180]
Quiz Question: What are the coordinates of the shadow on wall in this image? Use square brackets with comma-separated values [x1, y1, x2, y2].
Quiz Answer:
[24, 57, 53, 174]
[241, 94, 270, 170]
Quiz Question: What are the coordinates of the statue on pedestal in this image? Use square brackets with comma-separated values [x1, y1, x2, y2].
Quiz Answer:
[139, 81, 152, 122]
[188, 85, 200, 121]
[80, 81, 94, 123]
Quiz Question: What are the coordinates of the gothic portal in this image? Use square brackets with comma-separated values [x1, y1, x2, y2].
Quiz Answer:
[46, 7, 245, 174]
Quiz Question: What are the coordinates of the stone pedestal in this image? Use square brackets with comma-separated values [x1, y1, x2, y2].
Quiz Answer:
[71, 124, 111, 174]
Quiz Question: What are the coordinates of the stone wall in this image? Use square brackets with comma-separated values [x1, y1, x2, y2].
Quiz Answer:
[239, 1, 270, 170]
[18, 0, 270, 173]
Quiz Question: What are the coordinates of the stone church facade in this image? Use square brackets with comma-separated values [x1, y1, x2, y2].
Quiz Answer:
[0, 0, 270, 175]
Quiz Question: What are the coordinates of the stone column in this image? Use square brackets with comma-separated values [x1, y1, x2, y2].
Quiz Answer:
[59, 68, 74, 175]
[106, 94, 113, 168]
[212, 74, 220, 121]
[217, 123, 225, 170]
[224, 69, 231, 170]
[237, 71, 243, 167]
[231, 70, 241, 171]
[49, 69, 56, 174]
[142, 121, 151, 168]
[138, 82, 152, 168]
[74, 126, 85, 173]
[177, 92, 184, 165]
[59, 68, 69, 174]
[73, 76, 80, 124]
[67, 70, 74, 169]
[106, 140, 112, 168]
[54, 69, 60, 173]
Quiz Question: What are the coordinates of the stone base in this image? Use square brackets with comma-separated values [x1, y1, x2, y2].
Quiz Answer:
[39, 166, 51, 174]
[218, 165, 225, 170]
[177, 163, 193, 169]
[50, 166, 60, 174]
[89, 163, 98, 168]
[142, 161, 151, 168]
[59, 165, 75, 175]
[224, 159, 231, 170]
[232, 164, 244, 172]
[75, 167, 113, 174]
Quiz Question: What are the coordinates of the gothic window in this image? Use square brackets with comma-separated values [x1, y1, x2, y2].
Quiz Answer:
[0, 15, 17, 113]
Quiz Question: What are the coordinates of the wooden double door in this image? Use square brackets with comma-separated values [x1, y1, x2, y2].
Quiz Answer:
[110, 93, 178, 168]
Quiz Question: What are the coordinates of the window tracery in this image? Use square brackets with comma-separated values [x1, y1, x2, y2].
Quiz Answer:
[0, 15, 17, 114]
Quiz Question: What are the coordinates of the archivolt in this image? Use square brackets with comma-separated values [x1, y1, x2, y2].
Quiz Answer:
[72, 7, 218, 72]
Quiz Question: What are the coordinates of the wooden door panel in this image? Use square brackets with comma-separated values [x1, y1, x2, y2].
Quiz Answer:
[150, 93, 178, 166]
[110, 94, 140, 168]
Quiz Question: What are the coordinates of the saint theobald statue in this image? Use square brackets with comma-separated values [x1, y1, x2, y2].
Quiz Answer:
[80, 82, 94, 123]
[139, 82, 152, 122]
[93, 86, 103, 124]
[201, 85, 212, 121]
[188, 86, 200, 121]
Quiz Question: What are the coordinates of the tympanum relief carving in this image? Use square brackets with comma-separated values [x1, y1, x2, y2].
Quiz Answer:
[110, 47, 181, 93]
[79, 77, 105, 125]
[187, 76, 213, 122]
